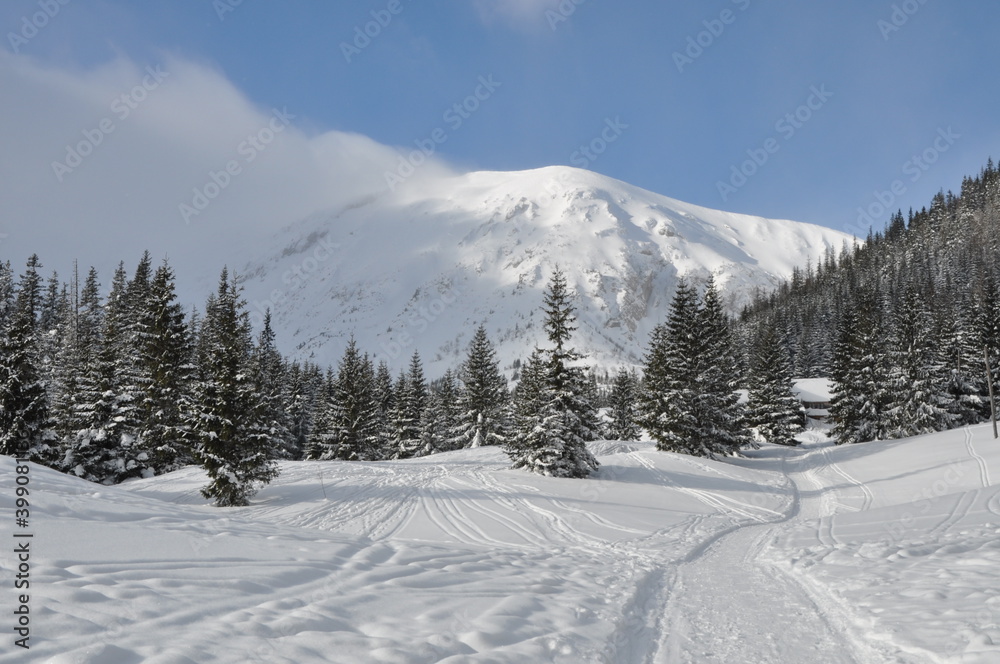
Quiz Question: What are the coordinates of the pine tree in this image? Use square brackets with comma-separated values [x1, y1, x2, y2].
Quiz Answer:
[370, 360, 395, 460]
[831, 294, 893, 444]
[0, 255, 56, 461]
[36, 271, 65, 391]
[306, 368, 337, 460]
[392, 351, 428, 459]
[326, 338, 378, 460]
[694, 278, 751, 455]
[746, 324, 802, 446]
[639, 279, 704, 455]
[251, 311, 295, 460]
[60, 267, 118, 481]
[885, 287, 955, 437]
[0, 261, 14, 331]
[83, 261, 144, 481]
[505, 269, 599, 478]
[456, 325, 510, 448]
[188, 269, 279, 506]
[640, 279, 750, 457]
[136, 261, 194, 474]
[940, 292, 988, 425]
[285, 361, 321, 460]
[606, 368, 641, 441]
[419, 369, 463, 454]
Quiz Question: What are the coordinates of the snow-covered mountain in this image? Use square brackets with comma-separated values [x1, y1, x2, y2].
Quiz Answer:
[238, 166, 853, 374]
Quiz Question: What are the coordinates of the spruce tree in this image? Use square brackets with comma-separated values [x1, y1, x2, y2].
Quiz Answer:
[746, 324, 802, 446]
[505, 269, 599, 478]
[885, 286, 955, 437]
[607, 368, 641, 441]
[420, 369, 463, 454]
[252, 311, 295, 460]
[641, 278, 750, 457]
[694, 278, 751, 455]
[285, 361, 321, 460]
[306, 368, 337, 460]
[456, 325, 510, 448]
[136, 261, 194, 474]
[638, 279, 704, 455]
[0, 255, 55, 461]
[0, 261, 14, 331]
[371, 360, 395, 460]
[188, 269, 278, 506]
[392, 352, 428, 459]
[327, 338, 378, 460]
[831, 294, 892, 444]
[61, 267, 120, 481]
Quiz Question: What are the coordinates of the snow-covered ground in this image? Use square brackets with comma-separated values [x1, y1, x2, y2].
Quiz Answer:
[3, 425, 998, 663]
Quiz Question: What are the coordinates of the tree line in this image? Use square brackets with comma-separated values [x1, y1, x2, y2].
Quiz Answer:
[0, 257, 612, 501]
[738, 159, 1000, 444]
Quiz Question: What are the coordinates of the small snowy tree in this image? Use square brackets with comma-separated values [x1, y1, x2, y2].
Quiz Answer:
[391, 352, 428, 459]
[606, 368, 641, 441]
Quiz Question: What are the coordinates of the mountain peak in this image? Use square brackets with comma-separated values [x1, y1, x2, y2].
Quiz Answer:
[239, 167, 853, 374]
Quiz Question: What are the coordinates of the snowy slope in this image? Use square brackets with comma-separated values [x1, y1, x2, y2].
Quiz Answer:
[238, 167, 853, 373]
[5, 425, 999, 663]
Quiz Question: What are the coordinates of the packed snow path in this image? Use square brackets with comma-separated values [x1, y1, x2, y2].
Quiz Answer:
[649, 442, 919, 664]
[2, 426, 998, 662]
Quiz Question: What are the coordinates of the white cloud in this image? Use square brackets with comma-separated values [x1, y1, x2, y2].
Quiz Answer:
[0, 51, 453, 299]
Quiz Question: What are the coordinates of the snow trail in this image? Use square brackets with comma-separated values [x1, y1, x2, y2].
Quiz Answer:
[642, 442, 921, 664]
[964, 426, 992, 487]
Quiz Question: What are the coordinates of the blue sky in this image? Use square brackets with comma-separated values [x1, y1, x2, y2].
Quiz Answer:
[1, 0, 998, 246]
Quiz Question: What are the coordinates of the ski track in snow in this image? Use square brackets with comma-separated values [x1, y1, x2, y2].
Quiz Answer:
[642, 442, 921, 664]
[8, 427, 1000, 662]
[964, 426, 992, 488]
[821, 445, 875, 512]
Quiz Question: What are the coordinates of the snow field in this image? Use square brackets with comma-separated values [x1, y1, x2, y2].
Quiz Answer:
[772, 424, 1000, 663]
[2, 424, 998, 662]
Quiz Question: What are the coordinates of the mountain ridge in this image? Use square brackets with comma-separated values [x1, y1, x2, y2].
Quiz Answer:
[237, 165, 855, 375]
